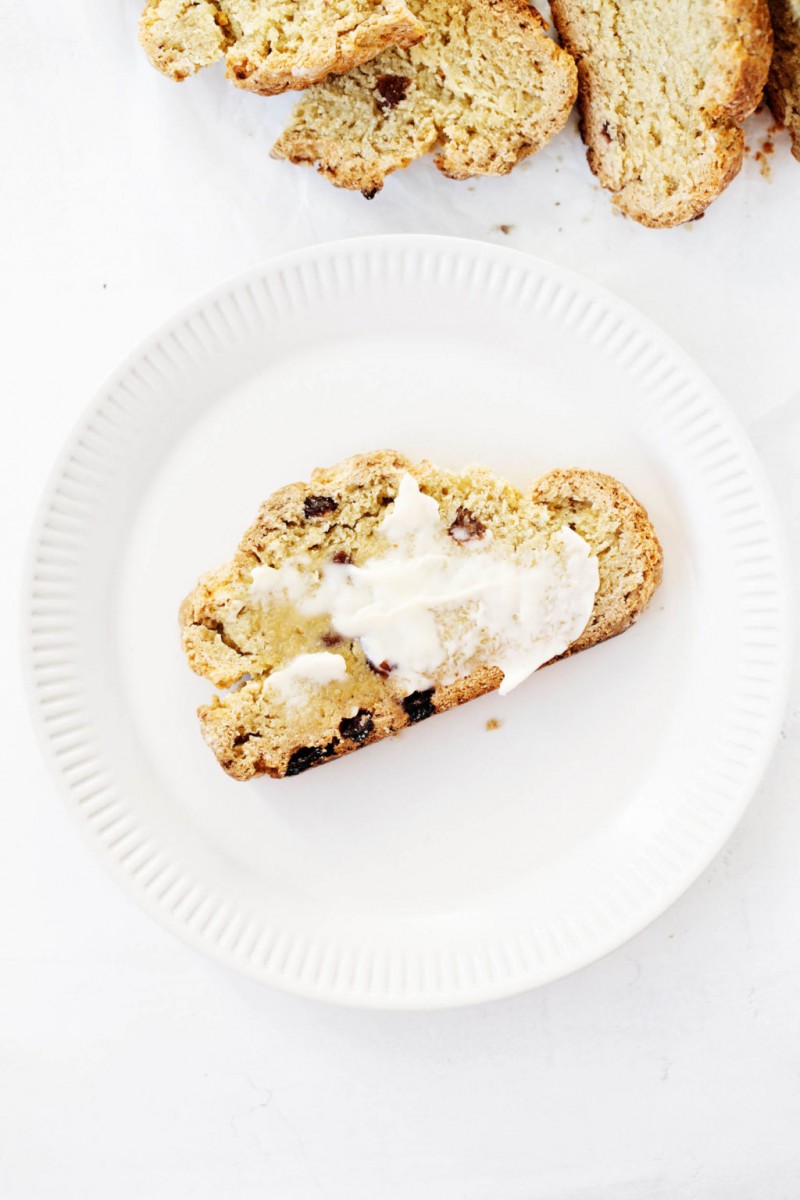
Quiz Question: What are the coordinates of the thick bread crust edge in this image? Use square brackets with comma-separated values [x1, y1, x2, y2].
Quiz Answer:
[551, 0, 773, 227]
[181, 454, 663, 780]
[766, 0, 800, 159]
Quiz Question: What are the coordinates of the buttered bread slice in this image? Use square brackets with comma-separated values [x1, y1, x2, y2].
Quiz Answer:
[180, 451, 662, 780]
[550, 0, 772, 226]
[271, 0, 577, 194]
[140, 0, 425, 95]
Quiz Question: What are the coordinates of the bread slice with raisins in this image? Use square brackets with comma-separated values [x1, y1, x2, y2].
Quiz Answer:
[550, 0, 772, 226]
[140, 0, 425, 96]
[180, 451, 662, 780]
[767, 0, 800, 159]
[271, 0, 577, 194]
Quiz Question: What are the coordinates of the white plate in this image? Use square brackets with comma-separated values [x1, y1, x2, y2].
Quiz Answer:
[25, 235, 791, 1009]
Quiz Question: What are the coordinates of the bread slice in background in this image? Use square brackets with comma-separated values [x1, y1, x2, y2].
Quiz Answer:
[550, 0, 773, 227]
[140, 0, 425, 95]
[767, 0, 800, 158]
[271, 0, 577, 194]
[180, 451, 662, 780]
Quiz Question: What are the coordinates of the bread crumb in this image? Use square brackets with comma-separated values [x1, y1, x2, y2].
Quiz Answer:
[486, 718, 502, 731]
[754, 149, 772, 179]
[494, 224, 514, 235]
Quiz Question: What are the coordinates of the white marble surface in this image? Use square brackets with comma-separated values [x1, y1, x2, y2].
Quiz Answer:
[3, 3, 800, 1197]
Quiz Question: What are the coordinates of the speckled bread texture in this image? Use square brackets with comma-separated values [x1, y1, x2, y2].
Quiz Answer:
[550, 0, 773, 227]
[271, 0, 577, 194]
[139, 0, 425, 96]
[767, 0, 800, 158]
[180, 451, 662, 780]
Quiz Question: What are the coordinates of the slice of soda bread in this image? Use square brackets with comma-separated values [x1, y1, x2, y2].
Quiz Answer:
[180, 451, 662, 780]
[140, 0, 425, 95]
[550, 0, 773, 226]
[271, 0, 577, 195]
[767, 0, 800, 159]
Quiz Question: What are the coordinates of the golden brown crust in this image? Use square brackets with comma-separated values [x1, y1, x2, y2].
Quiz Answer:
[716, 0, 775, 121]
[766, 0, 800, 159]
[551, 0, 773, 227]
[271, 0, 577, 193]
[139, 0, 425, 96]
[224, 8, 425, 94]
[180, 452, 662, 780]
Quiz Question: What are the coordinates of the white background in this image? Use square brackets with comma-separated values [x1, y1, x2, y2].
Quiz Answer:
[3, 3, 800, 1197]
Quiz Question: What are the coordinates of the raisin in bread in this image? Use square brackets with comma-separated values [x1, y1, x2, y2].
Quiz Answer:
[271, 0, 577, 194]
[180, 451, 662, 780]
[140, 0, 425, 95]
[550, 0, 773, 227]
[767, 0, 800, 158]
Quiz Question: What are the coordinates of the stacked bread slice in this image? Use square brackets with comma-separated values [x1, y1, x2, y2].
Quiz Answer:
[141, 0, 788, 224]
[140, 0, 425, 95]
[272, 0, 577, 194]
[141, 0, 576, 181]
